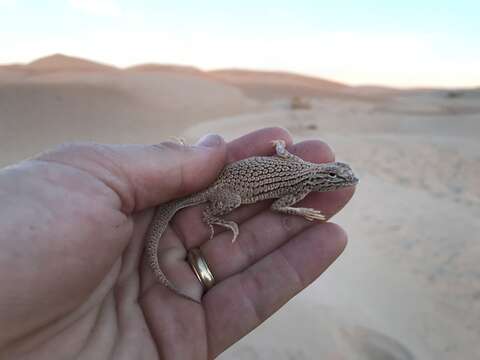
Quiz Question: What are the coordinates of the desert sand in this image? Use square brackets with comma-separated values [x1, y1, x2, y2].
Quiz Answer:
[1, 54, 479, 359]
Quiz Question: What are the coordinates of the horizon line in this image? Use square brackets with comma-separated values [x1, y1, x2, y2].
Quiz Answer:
[1, 52, 478, 91]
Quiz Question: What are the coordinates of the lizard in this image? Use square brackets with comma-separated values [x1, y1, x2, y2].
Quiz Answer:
[146, 139, 358, 291]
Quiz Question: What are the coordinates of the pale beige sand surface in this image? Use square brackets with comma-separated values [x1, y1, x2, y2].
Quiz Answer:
[0, 58, 256, 165]
[1, 55, 479, 359]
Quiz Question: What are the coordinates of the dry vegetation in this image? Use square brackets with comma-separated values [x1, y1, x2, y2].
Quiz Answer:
[290, 96, 312, 110]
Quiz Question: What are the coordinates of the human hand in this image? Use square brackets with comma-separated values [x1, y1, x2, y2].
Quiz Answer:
[0, 127, 355, 359]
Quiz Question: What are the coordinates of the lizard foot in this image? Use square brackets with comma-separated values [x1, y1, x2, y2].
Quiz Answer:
[168, 136, 187, 145]
[205, 217, 240, 242]
[271, 139, 288, 158]
[221, 220, 239, 243]
[298, 208, 327, 221]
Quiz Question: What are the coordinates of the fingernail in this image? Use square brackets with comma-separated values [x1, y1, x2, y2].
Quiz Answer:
[196, 134, 223, 148]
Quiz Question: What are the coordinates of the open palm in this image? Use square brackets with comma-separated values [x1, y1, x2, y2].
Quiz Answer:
[0, 128, 354, 360]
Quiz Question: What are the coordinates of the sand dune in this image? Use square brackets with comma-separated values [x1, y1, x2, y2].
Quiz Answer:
[209, 69, 356, 101]
[0, 68, 26, 84]
[0, 54, 118, 84]
[127, 63, 204, 75]
[209, 69, 347, 89]
[18, 53, 117, 73]
[1, 54, 479, 359]
[0, 60, 256, 165]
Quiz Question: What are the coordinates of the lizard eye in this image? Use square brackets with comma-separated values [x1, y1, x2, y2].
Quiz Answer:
[328, 172, 337, 178]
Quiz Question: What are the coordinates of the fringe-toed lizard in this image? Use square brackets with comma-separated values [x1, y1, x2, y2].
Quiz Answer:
[146, 139, 358, 291]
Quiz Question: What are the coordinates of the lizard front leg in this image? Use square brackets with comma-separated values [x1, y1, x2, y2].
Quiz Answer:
[271, 193, 326, 221]
[203, 191, 242, 242]
[271, 139, 304, 162]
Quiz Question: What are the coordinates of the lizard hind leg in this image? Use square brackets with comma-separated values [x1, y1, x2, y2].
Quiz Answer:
[204, 215, 240, 242]
[203, 190, 242, 242]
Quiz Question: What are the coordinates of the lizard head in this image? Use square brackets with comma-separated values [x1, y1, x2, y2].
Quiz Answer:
[309, 162, 359, 191]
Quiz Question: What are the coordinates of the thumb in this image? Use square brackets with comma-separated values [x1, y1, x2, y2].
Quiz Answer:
[36, 134, 227, 213]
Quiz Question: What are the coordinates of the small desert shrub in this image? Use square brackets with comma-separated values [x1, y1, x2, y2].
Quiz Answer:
[446, 91, 464, 99]
[290, 96, 312, 110]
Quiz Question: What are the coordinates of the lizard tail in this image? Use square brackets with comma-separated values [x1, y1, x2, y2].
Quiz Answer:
[145, 192, 207, 290]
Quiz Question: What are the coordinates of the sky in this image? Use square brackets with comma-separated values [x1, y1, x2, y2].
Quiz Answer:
[0, 0, 479, 87]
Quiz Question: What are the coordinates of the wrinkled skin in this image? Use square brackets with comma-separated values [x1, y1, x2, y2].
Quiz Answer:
[0, 127, 355, 360]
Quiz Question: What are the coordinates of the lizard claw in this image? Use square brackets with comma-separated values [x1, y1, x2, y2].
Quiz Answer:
[208, 224, 215, 241]
[168, 136, 186, 145]
[271, 139, 286, 147]
[301, 208, 326, 221]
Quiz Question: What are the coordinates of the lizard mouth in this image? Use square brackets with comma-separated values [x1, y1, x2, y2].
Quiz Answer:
[338, 175, 359, 186]
[340, 176, 358, 187]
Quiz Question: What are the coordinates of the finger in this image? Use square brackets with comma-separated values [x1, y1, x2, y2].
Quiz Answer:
[204, 222, 348, 358]
[174, 138, 337, 248]
[200, 185, 353, 281]
[36, 134, 227, 213]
